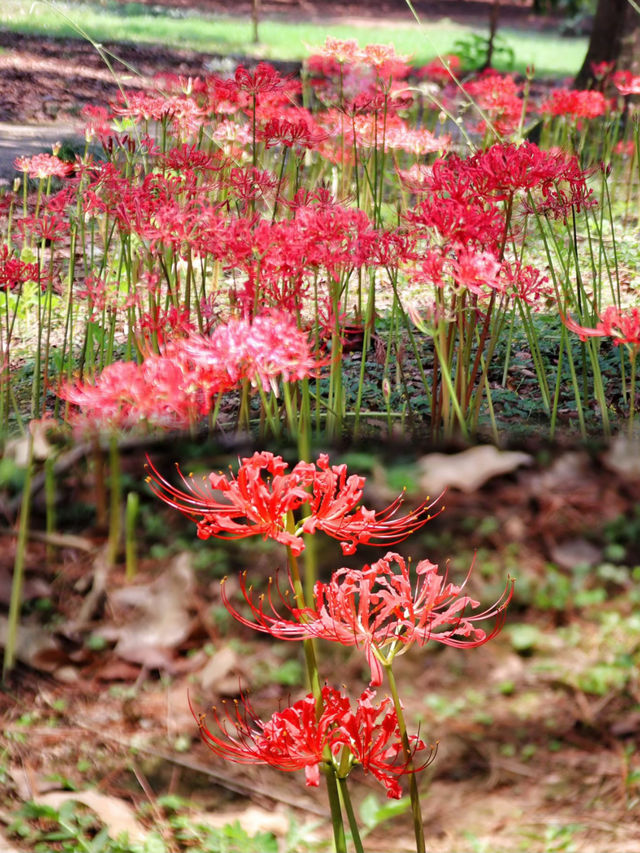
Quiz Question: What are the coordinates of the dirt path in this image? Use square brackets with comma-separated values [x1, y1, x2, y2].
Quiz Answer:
[0, 121, 85, 183]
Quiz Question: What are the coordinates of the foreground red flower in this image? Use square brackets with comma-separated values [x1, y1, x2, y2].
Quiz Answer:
[223, 551, 514, 686]
[147, 452, 441, 556]
[193, 684, 433, 796]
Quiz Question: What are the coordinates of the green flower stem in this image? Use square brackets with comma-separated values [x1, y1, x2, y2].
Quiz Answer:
[324, 765, 348, 853]
[383, 662, 426, 853]
[286, 515, 347, 853]
[297, 377, 312, 465]
[628, 348, 637, 438]
[562, 326, 587, 439]
[125, 491, 140, 581]
[285, 516, 321, 705]
[338, 776, 365, 853]
[44, 455, 56, 564]
[3, 428, 34, 679]
[431, 329, 468, 440]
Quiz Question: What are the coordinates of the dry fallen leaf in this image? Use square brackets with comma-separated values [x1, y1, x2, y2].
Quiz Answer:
[601, 435, 640, 480]
[4, 418, 56, 465]
[99, 553, 195, 667]
[418, 445, 532, 494]
[0, 616, 66, 673]
[198, 644, 246, 695]
[549, 538, 602, 570]
[34, 790, 147, 842]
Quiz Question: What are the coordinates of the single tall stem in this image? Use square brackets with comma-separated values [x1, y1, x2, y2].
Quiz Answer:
[3, 428, 35, 678]
[384, 661, 426, 853]
[324, 767, 348, 853]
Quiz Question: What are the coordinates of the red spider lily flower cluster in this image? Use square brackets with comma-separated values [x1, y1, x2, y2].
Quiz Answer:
[146, 452, 441, 556]
[152, 449, 511, 814]
[402, 140, 596, 300]
[61, 311, 322, 434]
[193, 684, 434, 797]
[14, 152, 74, 180]
[0, 245, 40, 291]
[562, 307, 640, 348]
[612, 71, 640, 97]
[222, 551, 513, 686]
[463, 72, 524, 138]
[417, 54, 461, 85]
[539, 88, 608, 120]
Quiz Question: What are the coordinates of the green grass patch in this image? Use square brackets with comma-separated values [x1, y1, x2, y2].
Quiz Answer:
[1, 0, 587, 76]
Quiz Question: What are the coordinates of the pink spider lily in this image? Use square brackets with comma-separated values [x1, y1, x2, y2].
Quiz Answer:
[222, 552, 513, 686]
[147, 453, 441, 556]
[14, 152, 74, 180]
[192, 684, 433, 797]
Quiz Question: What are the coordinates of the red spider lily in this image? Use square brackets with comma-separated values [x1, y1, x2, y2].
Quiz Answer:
[161, 143, 226, 174]
[417, 54, 461, 85]
[362, 43, 409, 71]
[562, 306, 640, 348]
[234, 63, 289, 97]
[153, 72, 207, 95]
[179, 311, 322, 399]
[137, 305, 195, 347]
[192, 685, 341, 787]
[147, 453, 441, 556]
[405, 194, 504, 251]
[226, 167, 280, 202]
[60, 352, 208, 434]
[14, 153, 74, 180]
[223, 551, 513, 686]
[81, 104, 112, 141]
[449, 246, 501, 297]
[539, 88, 608, 119]
[428, 143, 593, 208]
[384, 124, 448, 156]
[463, 72, 524, 137]
[590, 61, 615, 83]
[300, 454, 442, 555]
[614, 140, 635, 158]
[259, 116, 328, 150]
[497, 261, 552, 307]
[75, 275, 112, 318]
[192, 684, 432, 796]
[111, 91, 205, 133]
[62, 312, 318, 433]
[0, 245, 40, 291]
[147, 452, 312, 553]
[315, 37, 366, 65]
[18, 212, 69, 245]
[339, 688, 436, 798]
[612, 70, 640, 97]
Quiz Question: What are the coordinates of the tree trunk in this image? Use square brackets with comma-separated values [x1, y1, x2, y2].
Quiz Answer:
[574, 0, 640, 87]
[251, 0, 260, 44]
